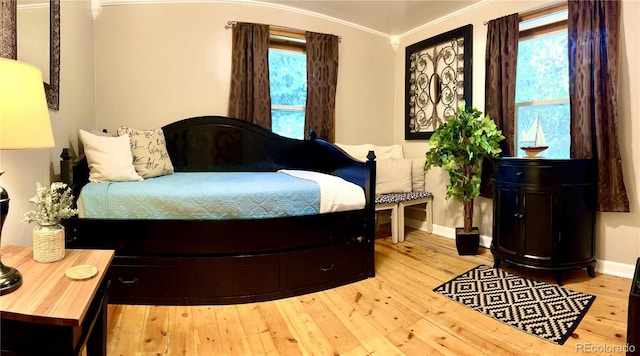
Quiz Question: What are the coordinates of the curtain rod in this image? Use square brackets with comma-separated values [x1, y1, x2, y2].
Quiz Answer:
[483, 1, 567, 25]
[483, 15, 522, 26]
[226, 21, 342, 41]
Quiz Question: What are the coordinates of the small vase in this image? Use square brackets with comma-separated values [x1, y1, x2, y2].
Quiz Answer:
[32, 223, 65, 263]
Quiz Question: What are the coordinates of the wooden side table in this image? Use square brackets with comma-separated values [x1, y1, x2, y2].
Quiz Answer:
[0, 245, 114, 356]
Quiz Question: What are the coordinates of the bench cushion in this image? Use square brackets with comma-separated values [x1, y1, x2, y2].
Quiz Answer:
[375, 191, 433, 205]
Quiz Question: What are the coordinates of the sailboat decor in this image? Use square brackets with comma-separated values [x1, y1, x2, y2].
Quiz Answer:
[520, 113, 548, 158]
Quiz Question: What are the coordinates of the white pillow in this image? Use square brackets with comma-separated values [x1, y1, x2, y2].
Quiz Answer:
[86, 129, 112, 137]
[335, 143, 374, 162]
[79, 129, 143, 183]
[116, 126, 174, 178]
[376, 159, 412, 194]
[411, 158, 426, 191]
[373, 145, 404, 161]
[336, 143, 404, 163]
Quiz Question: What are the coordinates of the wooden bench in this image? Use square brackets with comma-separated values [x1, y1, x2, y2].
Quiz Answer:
[375, 191, 433, 243]
[334, 143, 433, 243]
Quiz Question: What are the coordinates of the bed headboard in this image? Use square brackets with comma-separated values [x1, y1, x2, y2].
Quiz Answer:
[62, 115, 376, 207]
[164, 116, 317, 172]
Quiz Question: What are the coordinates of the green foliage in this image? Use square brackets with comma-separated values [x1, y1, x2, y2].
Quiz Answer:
[269, 49, 307, 139]
[272, 109, 305, 139]
[516, 31, 568, 102]
[424, 106, 504, 203]
[268, 50, 307, 106]
[515, 30, 570, 159]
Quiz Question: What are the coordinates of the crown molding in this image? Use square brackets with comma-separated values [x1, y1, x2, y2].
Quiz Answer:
[91, 0, 101, 19]
[399, 0, 490, 39]
[95, 0, 493, 47]
[99, 0, 391, 39]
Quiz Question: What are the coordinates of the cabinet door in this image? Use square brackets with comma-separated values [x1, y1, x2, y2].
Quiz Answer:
[521, 189, 554, 262]
[495, 185, 520, 255]
[557, 185, 595, 263]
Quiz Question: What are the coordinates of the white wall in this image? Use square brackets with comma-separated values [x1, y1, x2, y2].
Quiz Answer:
[1, 0, 96, 248]
[395, 0, 640, 276]
[93, 2, 396, 145]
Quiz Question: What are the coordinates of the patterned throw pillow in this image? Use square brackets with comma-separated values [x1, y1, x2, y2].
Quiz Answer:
[116, 127, 174, 178]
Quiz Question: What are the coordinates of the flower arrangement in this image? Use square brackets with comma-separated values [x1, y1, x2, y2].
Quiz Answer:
[22, 182, 77, 226]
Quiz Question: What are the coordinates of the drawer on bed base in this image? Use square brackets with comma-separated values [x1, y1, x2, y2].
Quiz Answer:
[103, 241, 369, 305]
[107, 260, 180, 302]
[185, 256, 281, 298]
[285, 242, 364, 291]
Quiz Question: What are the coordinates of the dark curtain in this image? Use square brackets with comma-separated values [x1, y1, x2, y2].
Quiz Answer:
[305, 31, 339, 142]
[480, 13, 519, 198]
[568, 0, 629, 212]
[228, 22, 272, 129]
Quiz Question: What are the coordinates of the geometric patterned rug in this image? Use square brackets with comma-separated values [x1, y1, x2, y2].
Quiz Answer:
[433, 265, 596, 345]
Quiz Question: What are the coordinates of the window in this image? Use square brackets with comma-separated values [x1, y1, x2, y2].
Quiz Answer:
[268, 30, 307, 139]
[515, 9, 569, 158]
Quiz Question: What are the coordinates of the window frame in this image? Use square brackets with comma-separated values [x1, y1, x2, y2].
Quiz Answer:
[269, 28, 307, 139]
[270, 28, 306, 51]
[514, 3, 569, 158]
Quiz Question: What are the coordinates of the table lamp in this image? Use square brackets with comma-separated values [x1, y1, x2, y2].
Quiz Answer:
[0, 58, 55, 295]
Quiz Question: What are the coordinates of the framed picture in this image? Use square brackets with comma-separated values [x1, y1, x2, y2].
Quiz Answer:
[405, 24, 473, 140]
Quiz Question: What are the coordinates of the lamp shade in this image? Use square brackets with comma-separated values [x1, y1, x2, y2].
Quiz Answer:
[0, 58, 55, 150]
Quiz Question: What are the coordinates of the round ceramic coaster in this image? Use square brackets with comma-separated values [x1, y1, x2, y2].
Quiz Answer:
[66, 264, 98, 280]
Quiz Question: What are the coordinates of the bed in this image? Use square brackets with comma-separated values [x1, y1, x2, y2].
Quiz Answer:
[61, 116, 376, 305]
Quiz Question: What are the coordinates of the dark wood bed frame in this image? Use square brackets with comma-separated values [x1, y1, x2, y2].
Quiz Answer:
[61, 116, 376, 305]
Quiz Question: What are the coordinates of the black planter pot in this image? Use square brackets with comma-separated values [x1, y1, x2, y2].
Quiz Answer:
[455, 227, 480, 255]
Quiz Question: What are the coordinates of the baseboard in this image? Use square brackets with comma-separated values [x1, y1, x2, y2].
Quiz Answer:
[413, 219, 492, 248]
[405, 219, 635, 280]
[595, 260, 637, 279]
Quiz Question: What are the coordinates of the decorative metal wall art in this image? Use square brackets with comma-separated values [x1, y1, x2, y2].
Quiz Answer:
[405, 24, 472, 140]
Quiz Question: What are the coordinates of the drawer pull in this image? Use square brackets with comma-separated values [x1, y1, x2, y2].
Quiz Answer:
[516, 171, 524, 176]
[118, 277, 139, 284]
[320, 264, 335, 272]
[513, 213, 524, 219]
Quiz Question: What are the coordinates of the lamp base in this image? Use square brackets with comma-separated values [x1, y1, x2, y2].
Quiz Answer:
[1, 170, 21, 295]
[0, 261, 23, 295]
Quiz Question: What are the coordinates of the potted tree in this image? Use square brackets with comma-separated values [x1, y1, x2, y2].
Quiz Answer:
[424, 105, 504, 255]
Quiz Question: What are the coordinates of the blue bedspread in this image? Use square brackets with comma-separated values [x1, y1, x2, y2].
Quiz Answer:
[79, 172, 321, 220]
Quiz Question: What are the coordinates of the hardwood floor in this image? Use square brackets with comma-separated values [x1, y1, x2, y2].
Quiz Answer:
[105, 227, 632, 355]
